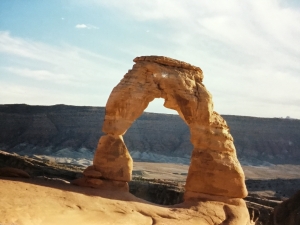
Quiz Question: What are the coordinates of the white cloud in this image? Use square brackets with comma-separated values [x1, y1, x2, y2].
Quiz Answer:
[0, 31, 126, 106]
[76, 0, 300, 118]
[5, 67, 72, 85]
[0, 31, 124, 74]
[1, 0, 300, 118]
[84, 0, 300, 67]
[75, 24, 87, 29]
[75, 24, 99, 29]
[0, 82, 106, 106]
[0, 31, 43, 60]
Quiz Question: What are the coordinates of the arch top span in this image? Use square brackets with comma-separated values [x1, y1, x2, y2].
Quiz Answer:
[133, 55, 203, 73]
[103, 55, 210, 136]
[74, 55, 248, 201]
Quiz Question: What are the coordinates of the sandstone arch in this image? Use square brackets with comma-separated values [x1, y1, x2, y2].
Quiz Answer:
[76, 56, 248, 199]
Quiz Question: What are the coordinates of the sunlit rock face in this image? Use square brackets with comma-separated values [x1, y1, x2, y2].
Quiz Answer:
[74, 56, 250, 224]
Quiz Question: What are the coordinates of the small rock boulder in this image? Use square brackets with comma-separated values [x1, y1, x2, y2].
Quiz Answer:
[273, 190, 300, 225]
[0, 167, 30, 178]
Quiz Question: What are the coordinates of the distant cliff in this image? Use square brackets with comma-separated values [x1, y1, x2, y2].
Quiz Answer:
[0, 104, 299, 165]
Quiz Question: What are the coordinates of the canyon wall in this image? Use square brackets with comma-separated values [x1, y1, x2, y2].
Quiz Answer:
[0, 104, 299, 165]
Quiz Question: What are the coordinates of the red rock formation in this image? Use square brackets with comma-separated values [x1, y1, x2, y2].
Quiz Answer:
[74, 56, 250, 224]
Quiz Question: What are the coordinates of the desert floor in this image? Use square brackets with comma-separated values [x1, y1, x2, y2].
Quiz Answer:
[133, 162, 300, 180]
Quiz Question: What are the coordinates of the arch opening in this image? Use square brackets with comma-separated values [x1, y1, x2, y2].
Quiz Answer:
[124, 97, 192, 166]
[144, 98, 176, 115]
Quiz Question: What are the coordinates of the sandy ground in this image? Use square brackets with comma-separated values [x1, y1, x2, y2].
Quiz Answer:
[133, 162, 188, 181]
[242, 164, 300, 179]
[0, 177, 250, 225]
[133, 162, 300, 180]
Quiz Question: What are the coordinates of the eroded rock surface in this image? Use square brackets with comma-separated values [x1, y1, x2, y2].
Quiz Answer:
[76, 55, 250, 224]
[273, 190, 300, 225]
[0, 150, 82, 180]
[1, 150, 281, 224]
[0, 166, 30, 178]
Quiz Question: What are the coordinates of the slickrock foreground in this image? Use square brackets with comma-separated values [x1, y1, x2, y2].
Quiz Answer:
[73, 56, 251, 224]
[0, 178, 252, 225]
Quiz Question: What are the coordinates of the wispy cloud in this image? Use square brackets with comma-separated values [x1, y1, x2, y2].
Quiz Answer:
[88, 1, 300, 62]
[74, 0, 300, 118]
[0, 31, 126, 106]
[75, 24, 99, 29]
[0, 31, 124, 78]
[5, 67, 72, 85]
[0, 82, 106, 106]
[91, 0, 300, 66]
[1, 1, 300, 118]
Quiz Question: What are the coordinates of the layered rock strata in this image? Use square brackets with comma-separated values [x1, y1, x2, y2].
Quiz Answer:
[74, 56, 250, 224]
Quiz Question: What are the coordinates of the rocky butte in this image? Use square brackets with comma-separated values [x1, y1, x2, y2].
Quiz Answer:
[73, 55, 252, 224]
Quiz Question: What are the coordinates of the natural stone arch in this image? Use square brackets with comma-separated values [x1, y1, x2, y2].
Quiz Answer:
[75, 56, 248, 199]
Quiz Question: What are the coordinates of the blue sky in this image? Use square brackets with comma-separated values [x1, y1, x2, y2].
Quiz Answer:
[0, 0, 300, 119]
